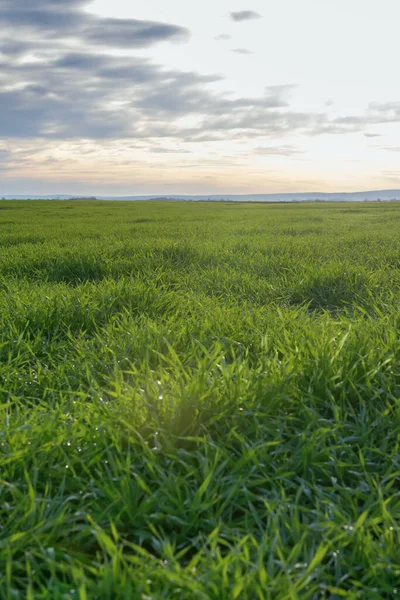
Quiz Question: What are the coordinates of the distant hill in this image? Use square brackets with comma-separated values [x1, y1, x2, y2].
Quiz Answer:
[98, 190, 400, 202]
[2, 190, 400, 202]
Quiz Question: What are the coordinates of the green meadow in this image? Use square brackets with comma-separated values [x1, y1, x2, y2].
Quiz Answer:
[1, 199, 400, 599]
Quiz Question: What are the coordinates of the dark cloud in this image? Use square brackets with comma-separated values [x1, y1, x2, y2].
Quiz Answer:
[83, 18, 189, 48]
[0, 49, 222, 139]
[0, 0, 189, 48]
[0, 0, 85, 29]
[0, 40, 32, 56]
[51, 52, 160, 83]
[0, 85, 127, 138]
[54, 53, 109, 70]
[0, 0, 90, 6]
[230, 11, 262, 22]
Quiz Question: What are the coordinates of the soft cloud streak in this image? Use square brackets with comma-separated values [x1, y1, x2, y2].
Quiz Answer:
[230, 11, 262, 21]
[231, 48, 254, 55]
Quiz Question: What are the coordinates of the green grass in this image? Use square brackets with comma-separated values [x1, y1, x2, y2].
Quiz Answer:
[1, 199, 400, 599]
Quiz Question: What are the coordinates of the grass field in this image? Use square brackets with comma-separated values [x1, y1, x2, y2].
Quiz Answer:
[1, 199, 400, 599]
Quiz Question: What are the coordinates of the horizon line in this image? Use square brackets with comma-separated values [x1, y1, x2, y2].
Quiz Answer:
[2, 188, 400, 199]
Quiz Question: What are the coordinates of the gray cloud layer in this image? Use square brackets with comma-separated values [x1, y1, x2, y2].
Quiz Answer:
[0, 45, 320, 142]
[1, 0, 399, 147]
[0, 0, 189, 47]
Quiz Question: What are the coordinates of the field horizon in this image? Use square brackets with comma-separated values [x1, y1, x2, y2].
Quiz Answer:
[2, 188, 400, 202]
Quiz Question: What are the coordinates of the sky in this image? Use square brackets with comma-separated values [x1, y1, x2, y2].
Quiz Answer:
[1, 0, 400, 196]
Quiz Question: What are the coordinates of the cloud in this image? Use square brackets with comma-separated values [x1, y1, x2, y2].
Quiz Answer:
[5, 37, 378, 146]
[1, 40, 318, 142]
[364, 133, 382, 138]
[215, 34, 232, 41]
[0, 0, 88, 30]
[0, 0, 190, 48]
[0, 40, 33, 57]
[327, 102, 400, 133]
[0, 85, 127, 138]
[255, 145, 303, 156]
[0, 145, 43, 174]
[231, 48, 254, 55]
[230, 11, 262, 22]
[3, 31, 399, 146]
[2, 1, 399, 150]
[149, 147, 192, 154]
[367, 102, 400, 124]
[83, 18, 190, 48]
